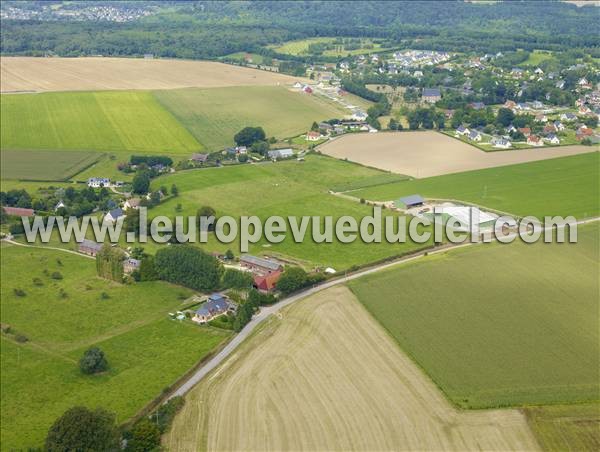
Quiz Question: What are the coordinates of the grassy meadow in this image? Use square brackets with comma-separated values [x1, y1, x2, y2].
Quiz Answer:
[0, 91, 202, 154]
[1, 149, 101, 181]
[149, 155, 432, 269]
[352, 152, 600, 218]
[0, 244, 231, 450]
[348, 223, 600, 409]
[271, 37, 391, 56]
[153, 86, 347, 150]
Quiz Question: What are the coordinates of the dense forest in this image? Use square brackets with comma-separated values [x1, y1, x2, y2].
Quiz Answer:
[2, 1, 599, 59]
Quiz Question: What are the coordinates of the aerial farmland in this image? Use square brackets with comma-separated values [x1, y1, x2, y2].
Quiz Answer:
[1, 1, 599, 451]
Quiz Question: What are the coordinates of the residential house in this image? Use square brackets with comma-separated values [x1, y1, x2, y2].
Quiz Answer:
[306, 131, 323, 142]
[54, 200, 66, 211]
[78, 239, 103, 257]
[2, 206, 34, 217]
[455, 125, 470, 136]
[351, 110, 368, 121]
[555, 80, 565, 89]
[504, 100, 517, 110]
[190, 153, 208, 164]
[293, 81, 303, 89]
[544, 134, 560, 145]
[506, 124, 517, 134]
[422, 87, 441, 103]
[469, 102, 485, 110]
[87, 177, 110, 188]
[553, 120, 565, 131]
[491, 137, 512, 149]
[302, 85, 313, 94]
[104, 208, 125, 223]
[253, 271, 282, 292]
[267, 148, 294, 160]
[468, 130, 482, 142]
[124, 198, 141, 210]
[192, 293, 231, 324]
[123, 258, 141, 274]
[527, 135, 543, 146]
[560, 112, 577, 121]
[543, 124, 557, 134]
[240, 254, 283, 275]
[576, 127, 594, 140]
[518, 127, 531, 137]
[535, 114, 548, 123]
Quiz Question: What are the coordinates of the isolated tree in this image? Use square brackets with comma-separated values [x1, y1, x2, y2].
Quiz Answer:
[171, 184, 179, 197]
[79, 347, 108, 374]
[45, 406, 119, 452]
[132, 171, 151, 194]
[234, 126, 266, 147]
[311, 121, 320, 131]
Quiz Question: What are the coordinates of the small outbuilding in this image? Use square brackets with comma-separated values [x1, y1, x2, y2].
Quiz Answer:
[395, 194, 425, 209]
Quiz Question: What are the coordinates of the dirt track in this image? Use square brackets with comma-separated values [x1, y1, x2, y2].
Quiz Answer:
[165, 286, 539, 451]
[319, 131, 597, 177]
[0, 57, 304, 92]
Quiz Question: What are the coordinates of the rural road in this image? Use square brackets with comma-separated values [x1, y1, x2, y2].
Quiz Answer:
[170, 216, 600, 398]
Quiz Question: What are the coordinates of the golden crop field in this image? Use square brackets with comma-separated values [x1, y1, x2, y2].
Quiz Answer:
[319, 132, 597, 177]
[0, 57, 306, 93]
[165, 286, 539, 451]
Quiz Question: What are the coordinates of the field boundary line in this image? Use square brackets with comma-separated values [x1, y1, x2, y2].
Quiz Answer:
[2, 239, 94, 259]
[165, 216, 599, 403]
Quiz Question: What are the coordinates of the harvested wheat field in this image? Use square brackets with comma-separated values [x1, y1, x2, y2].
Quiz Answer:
[165, 286, 539, 451]
[320, 131, 597, 177]
[0, 57, 304, 93]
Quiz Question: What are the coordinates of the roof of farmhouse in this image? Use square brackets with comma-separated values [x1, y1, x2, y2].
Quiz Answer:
[397, 194, 425, 206]
[423, 88, 441, 97]
[240, 254, 282, 271]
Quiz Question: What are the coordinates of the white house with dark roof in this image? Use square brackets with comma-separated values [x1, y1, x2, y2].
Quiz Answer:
[104, 208, 125, 223]
[192, 293, 232, 324]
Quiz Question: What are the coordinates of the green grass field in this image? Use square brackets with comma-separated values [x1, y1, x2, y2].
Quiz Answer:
[149, 155, 432, 269]
[0, 244, 230, 449]
[523, 50, 557, 66]
[153, 86, 347, 150]
[1, 149, 101, 181]
[348, 223, 599, 409]
[0, 91, 202, 154]
[271, 37, 390, 56]
[353, 152, 600, 219]
[524, 403, 600, 451]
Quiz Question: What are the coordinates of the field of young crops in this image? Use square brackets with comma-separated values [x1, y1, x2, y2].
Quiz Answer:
[153, 86, 347, 150]
[0, 91, 202, 154]
[348, 223, 600, 409]
[1, 149, 101, 181]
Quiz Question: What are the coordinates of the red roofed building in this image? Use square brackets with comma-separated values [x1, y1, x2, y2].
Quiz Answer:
[253, 271, 281, 292]
[518, 127, 531, 137]
[2, 206, 34, 217]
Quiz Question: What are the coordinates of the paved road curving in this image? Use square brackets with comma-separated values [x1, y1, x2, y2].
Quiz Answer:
[170, 216, 599, 398]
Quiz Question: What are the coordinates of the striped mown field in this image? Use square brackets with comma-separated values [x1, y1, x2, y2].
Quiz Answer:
[1, 91, 202, 154]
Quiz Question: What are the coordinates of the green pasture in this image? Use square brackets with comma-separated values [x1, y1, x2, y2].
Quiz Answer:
[0, 91, 202, 154]
[353, 152, 600, 219]
[0, 245, 230, 450]
[271, 37, 391, 56]
[153, 86, 347, 150]
[149, 155, 432, 269]
[1, 149, 100, 181]
[348, 223, 600, 409]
